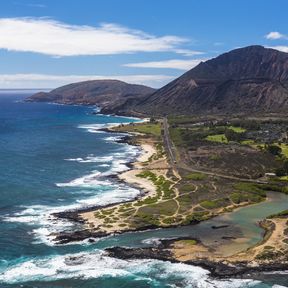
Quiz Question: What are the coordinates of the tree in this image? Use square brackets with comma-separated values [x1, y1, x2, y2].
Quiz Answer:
[275, 160, 288, 177]
[224, 129, 246, 142]
[266, 145, 282, 156]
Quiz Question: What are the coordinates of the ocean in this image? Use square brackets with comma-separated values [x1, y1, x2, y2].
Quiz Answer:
[0, 92, 287, 288]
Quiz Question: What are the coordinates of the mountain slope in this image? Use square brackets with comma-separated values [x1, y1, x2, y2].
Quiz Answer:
[26, 80, 155, 111]
[128, 46, 288, 115]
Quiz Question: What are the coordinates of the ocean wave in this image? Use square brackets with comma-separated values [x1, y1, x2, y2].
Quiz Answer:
[141, 238, 162, 246]
[3, 181, 140, 246]
[0, 250, 262, 287]
[4, 131, 141, 245]
[56, 171, 104, 187]
[61, 144, 139, 187]
[77, 123, 120, 133]
[104, 135, 127, 142]
[65, 155, 114, 163]
[2, 118, 140, 247]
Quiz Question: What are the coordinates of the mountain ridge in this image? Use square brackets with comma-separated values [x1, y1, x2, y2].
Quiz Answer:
[26, 79, 155, 111]
[27, 46, 288, 116]
[125, 45, 288, 116]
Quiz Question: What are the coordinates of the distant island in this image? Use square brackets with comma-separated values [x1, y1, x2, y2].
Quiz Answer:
[26, 45, 288, 277]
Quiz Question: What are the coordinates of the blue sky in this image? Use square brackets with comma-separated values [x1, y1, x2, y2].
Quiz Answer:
[0, 0, 287, 88]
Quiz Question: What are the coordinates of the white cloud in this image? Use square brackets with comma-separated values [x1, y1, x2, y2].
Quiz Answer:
[0, 18, 191, 57]
[0, 73, 175, 89]
[265, 31, 287, 40]
[124, 58, 206, 70]
[267, 45, 288, 53]
[173, 49, 204, 56]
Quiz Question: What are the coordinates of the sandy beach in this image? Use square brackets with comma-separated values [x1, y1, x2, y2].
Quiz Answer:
[79, 140, 169, 233]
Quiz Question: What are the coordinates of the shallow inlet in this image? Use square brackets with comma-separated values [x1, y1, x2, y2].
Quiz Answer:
[93, 191, 288, 256]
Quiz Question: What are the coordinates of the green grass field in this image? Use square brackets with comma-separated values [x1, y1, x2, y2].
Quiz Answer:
[115, 122, 162, 137]
[279, 144, 288, 158]
[205, 134, 228, 143]
[228, 126, 246, 133]
[184, 172, 207, 181]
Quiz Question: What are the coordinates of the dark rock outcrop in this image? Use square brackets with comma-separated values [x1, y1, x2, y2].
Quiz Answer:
[105, 245, 288, 278]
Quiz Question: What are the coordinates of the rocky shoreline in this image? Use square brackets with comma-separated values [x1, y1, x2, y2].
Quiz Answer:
[52, 125, 161, 244]
[50, 114, 288, 278]
[105, 238, 288, 278]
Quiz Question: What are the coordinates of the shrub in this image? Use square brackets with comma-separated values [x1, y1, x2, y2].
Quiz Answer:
[184, 172, 207, 181]
[266, 144, 282, 156]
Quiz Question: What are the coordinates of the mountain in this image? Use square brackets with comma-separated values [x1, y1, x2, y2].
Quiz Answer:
[26, 80, 155, 111]
[122, 45, 288, 115]
[27, 46, 288, 116]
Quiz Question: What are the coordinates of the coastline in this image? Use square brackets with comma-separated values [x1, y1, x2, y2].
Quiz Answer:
[79, 141, 162, 233]
[53, 120, 169, 243]
[104, 214, 288, 278]
[51, 112, 288, 278]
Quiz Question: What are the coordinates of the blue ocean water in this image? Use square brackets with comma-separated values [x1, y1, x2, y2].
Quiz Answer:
[0, 92, 286, 288]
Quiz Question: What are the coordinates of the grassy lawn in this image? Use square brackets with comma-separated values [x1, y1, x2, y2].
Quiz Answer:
[230, 192, 263, 204]
[228, 126, 246, 133]
[184, 172, 207, 181]
[178, 239, 197, 245]
[241, 139, 256, 145]
[169, 127, 185, 146]
[234, 182, 266, 197]
[205, 134, 228, 143]
[200, 198, 230, 209]
[279, 143, 288, 158]
[115, 122, 161, 137]
[179, 184, 195, 193]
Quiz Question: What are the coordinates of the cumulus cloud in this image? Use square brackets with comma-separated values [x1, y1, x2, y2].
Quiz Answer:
[124, 58, 206, 70]
[265, 31, 287, 40]
[0, 18, 192, 57]
[0, 73, 175, 88]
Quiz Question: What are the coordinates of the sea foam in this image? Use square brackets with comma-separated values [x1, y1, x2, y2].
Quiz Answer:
[0, 250, 263, 287]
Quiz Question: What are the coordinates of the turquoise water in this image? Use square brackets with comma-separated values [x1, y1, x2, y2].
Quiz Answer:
[0, 92, 287, 288]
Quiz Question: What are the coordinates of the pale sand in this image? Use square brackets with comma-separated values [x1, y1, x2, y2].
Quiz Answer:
[233, 218, 288, 262]
[136, 143, 156, 163]
[119, 143, 158, 196]
[80, 142, 164, 232]
[118, 169, 157, 197]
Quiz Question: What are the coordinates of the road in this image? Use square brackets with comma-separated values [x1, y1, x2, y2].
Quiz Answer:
[162, 117, 268, 184]
[162, 117, 177, 165]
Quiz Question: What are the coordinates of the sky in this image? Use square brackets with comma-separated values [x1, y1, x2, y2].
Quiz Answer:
[0, 0, 287, 89]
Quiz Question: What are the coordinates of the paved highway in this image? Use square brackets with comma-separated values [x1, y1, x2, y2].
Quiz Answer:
[162, 117, 177, 165]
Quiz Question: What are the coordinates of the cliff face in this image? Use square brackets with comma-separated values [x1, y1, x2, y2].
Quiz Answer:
[128, 46, 288, 115]
[26, 80, 155, 111]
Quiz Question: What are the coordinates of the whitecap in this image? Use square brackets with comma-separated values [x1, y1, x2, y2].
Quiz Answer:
[104, 135, 126, 142]
[3, 181, 140, 246]
[77, 123, 120, 134]
[0, 251, 263, 287]
[55, 171, 105, 187]
[98, 164, 110, 167]
[64, 155, 114, 163]
[141, 238, 162, 246]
